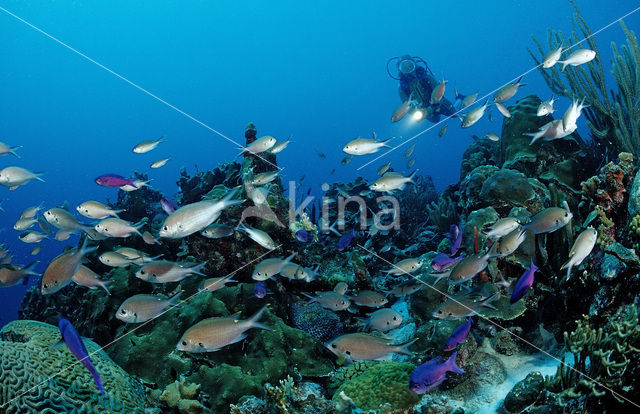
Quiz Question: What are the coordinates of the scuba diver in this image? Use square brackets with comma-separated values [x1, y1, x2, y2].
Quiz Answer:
[387, 54, 456, 123]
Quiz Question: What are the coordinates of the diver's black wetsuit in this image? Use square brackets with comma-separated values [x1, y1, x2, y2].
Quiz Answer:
[398, 66, 455, 123]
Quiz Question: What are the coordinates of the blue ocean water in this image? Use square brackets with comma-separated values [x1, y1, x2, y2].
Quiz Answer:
[0, 0, 637, 325]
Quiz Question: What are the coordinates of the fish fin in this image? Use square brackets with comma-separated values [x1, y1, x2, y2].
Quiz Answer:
[407, 169, 419, 184]
[9, 145, 21, 158]
[381, 137, 393, 149]
[9, 186, 18, 191]
[190, 262, 208, 276]
[248, 305, 271, 331]
[395, 338, 418, 355]
[34, 173, 46, 182]
[559, 61, 568, 71]
[447, 351, 465, 374]
[224, 274, 237, 285]
[79, 238, 97, 256]
[282, 252, 297, 265]
[113, 209, 125, 218]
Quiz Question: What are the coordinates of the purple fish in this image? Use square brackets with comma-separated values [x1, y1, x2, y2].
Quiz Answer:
[160, 198, 179, 215]
[295, 229, 312, 242]
[447, 225, 462, 256]
[57, 317, 105, 395]
[337, 229, 356, 251]
[254, 281, 268, 298]
[510, 258, 538, 304]
[409, 351, 464, 394]
[95, 174, 135, 188]
[431, 252, 465, 272]
[443, 317, 473, 351]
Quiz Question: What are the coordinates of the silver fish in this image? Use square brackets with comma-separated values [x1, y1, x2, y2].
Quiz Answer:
[41, 239, 96, 295]
[542, 45, 563, 68]
[304, 291, 350, 311]
[460, 99, 489, 128]
[177, 306, 269, 353]
[151, 157, 171, 169]
[76, 201, 123, 219]
[343, 137, 391, 156]
[242, 136, 277, 154]
[325, 333, 415, 362]
[159, 190, 242, 239]
[494, 102, 511, 118]
[562, 227, 597, 279]
[133, 138, 164, 153]
[521, 207, 573, 235]
[44, 208, 89, 232]
[95, 218, 143, 238]
[493, 76, 526, 103]
[72, 265, 111, 294]
[199, 274, 236, 292]
[536, 97, 555, 116]
[252, 253, 296, 281]
[136, 260, 207, 283]
[0, 166, 44, 189]
[558, 49, 596, 71]
[484, 217, 520, 238]
[360, 308, 403, 332]
[117, 293, 180, 323]
[370, 171, 416, 192]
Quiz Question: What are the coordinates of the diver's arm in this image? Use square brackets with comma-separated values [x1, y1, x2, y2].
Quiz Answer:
[438, 97, 456, 117]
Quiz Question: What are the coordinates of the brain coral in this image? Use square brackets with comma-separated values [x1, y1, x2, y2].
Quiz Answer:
[0, 320, 147, 413]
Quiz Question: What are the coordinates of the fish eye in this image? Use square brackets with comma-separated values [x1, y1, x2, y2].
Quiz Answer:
[331, 344, 337, 349]
[565, 212, 569, 217]
[120, 309, 126, 314]
[393, 316, 397, 320]
[448, 312, 453, 316]
[437, 310, 443, 314]
[198, 342, 204, 348]
[152, 274, 157, 278]
[163, 226, 168, 231]
[345, 350, 351, 355]
[181, 340, 187, 346]
[54, 280, 59, 285]
[140, 270, 145, 274]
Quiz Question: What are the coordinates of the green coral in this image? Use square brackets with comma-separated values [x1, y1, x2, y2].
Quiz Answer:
[0, 320, 147, 413]
[332, 362, 419, 411]
[184, 308, 333, 412]
[544, 305, 640, 406]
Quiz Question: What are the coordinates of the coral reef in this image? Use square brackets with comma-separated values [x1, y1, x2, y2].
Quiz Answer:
[544, 304, 640, 409]
[0, 320, 147, 413]
[331, 361, 419, 411]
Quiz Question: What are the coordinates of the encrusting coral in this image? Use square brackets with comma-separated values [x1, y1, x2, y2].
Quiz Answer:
[0, 320, 147, 413]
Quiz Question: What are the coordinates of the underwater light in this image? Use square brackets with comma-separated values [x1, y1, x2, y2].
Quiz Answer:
[412, 109, 424, 121]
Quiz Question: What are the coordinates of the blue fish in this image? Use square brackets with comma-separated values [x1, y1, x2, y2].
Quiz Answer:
[443, 317, 472, 351]
[337, 229, 356, 251]
[295, 229, 312, 242]
[56, 317, 105, 395]
[446, 224, 462, 256]
[510, 258, 538, 304]
[254, 281, 268, 298]
[409, 351, 464, 394]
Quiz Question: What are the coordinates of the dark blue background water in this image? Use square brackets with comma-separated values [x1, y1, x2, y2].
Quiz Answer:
[0, 0, 638, 324]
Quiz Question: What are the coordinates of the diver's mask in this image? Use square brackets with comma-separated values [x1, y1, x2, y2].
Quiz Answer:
[386, 55, 432, 80]
[398, 56, 416, 75]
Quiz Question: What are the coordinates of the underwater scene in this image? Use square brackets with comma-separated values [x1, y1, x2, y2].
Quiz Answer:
[1, 0, 640, 412]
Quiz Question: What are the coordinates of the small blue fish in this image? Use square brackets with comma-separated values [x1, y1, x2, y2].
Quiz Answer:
[431, 252, 464, 272]
[254, 281, 268, 298]
[447, 225, 462, 256]
[295, 229, 312, 243]
[409, 351, 464, 394]
[337, 230, 356, 251]
[443, 317, 472, 351]
[510, 258, 538, 304]
[56, 317, 105, 395]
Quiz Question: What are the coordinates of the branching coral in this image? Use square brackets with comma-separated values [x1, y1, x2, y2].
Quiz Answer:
[427, 195, 459, 233]
[528, 0, 640, 157]
[545, 305, 640, 406]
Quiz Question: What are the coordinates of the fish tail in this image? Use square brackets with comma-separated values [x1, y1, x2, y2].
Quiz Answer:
[395, 338, 418, 355]
[9, 145, 21, 158]
[515, 75, 527, 87]
[88, 364, 106, 395]
[248, 305, 272, 331]
[407, 169, 419, 184]
[224, 274, 238, 284]
[34, 172, 46, 182]
[447, 351, 465, 374]
[559, 61, 567, 72]
[22, 261, 41, 277]
[168, 291, 182, 306]
[101, 281, 111, 295]
[301, 292, 317, 303]
[282, 252, 297, 265]
[481, 292, 501, 310]
[79, 238, 97, 256]
[113, 209, 125, 218]
[190, 262, 208, 276]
